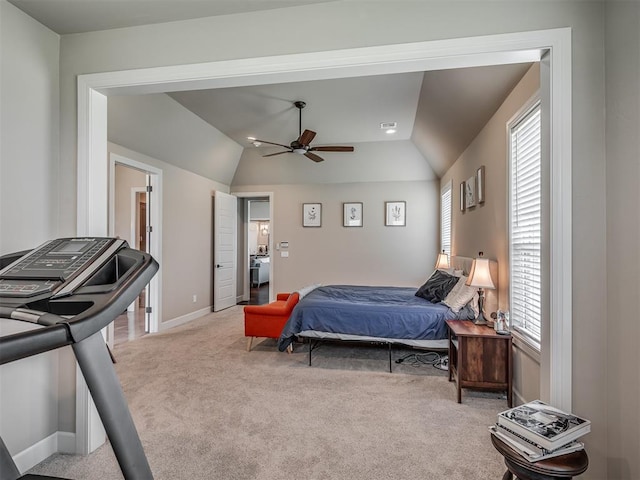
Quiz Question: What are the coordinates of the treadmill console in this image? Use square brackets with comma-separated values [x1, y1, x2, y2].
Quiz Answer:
[0, 237, 124, 299]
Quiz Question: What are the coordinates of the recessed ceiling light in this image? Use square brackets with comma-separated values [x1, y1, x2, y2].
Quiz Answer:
[381, 122, 397, 134]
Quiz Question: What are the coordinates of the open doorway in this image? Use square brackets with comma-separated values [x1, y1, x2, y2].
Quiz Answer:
[108, 153, 163, 347]
[235, 193, 274, 306]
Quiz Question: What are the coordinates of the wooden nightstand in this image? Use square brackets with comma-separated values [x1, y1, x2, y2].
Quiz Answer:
[446, 320, 512, 407]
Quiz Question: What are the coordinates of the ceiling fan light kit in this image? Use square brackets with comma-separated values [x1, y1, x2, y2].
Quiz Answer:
[251, 101, 355, 163]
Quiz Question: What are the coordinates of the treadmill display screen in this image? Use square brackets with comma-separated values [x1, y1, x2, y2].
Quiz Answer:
[50, 240, 92, 255]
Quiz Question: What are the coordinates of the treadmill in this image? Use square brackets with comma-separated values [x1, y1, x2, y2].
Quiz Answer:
[0, 238, 159, 480]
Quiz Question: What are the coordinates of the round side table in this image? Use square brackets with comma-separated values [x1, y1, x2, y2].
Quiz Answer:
[491, 433, 589, 480]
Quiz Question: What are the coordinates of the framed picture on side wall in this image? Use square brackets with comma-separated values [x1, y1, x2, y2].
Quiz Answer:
[477, 165, 486, 204]
[465, 176, 476, 208]
[303, 203, 322, 227]
[460, 181, 466, 211]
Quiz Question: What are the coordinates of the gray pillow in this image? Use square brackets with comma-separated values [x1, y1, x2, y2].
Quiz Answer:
[415, 270, 459, 302]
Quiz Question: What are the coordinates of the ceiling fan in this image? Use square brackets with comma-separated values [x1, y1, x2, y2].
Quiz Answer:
[250, 101, 354, 163]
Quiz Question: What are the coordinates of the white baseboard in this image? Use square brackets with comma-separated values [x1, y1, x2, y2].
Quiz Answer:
[160, 306, 211, 331]
[14, 431, 75, 473]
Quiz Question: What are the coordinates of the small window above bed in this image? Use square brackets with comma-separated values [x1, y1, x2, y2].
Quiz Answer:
[440, 181, 452, 256]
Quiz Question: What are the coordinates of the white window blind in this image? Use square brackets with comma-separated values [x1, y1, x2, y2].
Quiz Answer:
[509, 103, 542, 345]
[440, 181, 452, 256]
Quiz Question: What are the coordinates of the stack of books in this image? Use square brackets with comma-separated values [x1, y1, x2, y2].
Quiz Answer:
[490, 400, 590, 462]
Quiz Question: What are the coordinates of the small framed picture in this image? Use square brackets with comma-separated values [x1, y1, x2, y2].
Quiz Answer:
[460, 181, 466, 211]
[302, 203, 322, 227]
[385, 201, 406, 227]
[343, 202, 363, 227]
[465, 176, 476, 208]
[477, 165, 486, 204]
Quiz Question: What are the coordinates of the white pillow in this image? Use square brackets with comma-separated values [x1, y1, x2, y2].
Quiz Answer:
[443, 276, 478, 313]
[453, 269, 464, 277]
[297, 283, 321, 299]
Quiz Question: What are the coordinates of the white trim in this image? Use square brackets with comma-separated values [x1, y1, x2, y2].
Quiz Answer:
[547, 31, 573, 412]
[160, 306, 211, 331]
[76, 27, 573, 437]
[13, 431, 75, 474]
[109, 153, 163, 336]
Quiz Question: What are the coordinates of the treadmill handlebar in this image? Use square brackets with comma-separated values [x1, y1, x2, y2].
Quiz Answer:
[0, 243, 158, 363]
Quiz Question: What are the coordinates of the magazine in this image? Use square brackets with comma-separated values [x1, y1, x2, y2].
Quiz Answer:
[497, 400, 590, 450]
[490, 426, 584, 462]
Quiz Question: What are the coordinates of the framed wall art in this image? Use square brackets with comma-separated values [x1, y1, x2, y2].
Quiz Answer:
[343, 202, 363, 227]
[385, 201, 406, 226]
[465, 176, 476, 208]
[302, 203, 322, 227]
[477, 165, 486, 204]
[460, 181, 466, 211]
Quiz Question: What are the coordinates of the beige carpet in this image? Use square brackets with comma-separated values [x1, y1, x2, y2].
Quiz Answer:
[28, 306, 508, 479]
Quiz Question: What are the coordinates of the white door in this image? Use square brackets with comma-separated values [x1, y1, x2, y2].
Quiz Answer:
[213, 191, 237, 311]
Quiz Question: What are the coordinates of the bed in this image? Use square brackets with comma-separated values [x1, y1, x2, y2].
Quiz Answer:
[277, 256, 498, 370]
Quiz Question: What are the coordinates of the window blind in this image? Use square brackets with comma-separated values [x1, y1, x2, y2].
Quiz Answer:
[509, 104, 542, 344]
[441, 181, 452, 256]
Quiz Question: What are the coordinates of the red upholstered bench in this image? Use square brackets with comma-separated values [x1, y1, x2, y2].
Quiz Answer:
[244, 292, 299, 352]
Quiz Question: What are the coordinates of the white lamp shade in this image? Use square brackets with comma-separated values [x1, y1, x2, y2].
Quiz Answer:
[435, 251, 450, 269]
[465, 257, 495, 289]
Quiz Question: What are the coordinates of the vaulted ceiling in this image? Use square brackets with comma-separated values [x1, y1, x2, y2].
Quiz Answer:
[10, 0, 533, 179]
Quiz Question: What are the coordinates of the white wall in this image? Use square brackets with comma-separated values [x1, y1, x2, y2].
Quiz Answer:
[0, 0, 60, 254]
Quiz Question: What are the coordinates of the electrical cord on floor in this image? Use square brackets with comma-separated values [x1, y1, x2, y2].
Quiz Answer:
[395, 351, 449, 371]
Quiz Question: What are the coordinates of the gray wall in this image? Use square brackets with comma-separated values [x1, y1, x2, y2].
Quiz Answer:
[605, 3, 640, 479]
[109, 143, 230, 324]
[2, 0, 638, 477]
[108, 94, 243, 185]
[0, 0, 60, 253]
[441, 63, 541, 406]
[0, 1, 63, 465]
[233, 181, 439, 293]
[114, 164, 146, 247]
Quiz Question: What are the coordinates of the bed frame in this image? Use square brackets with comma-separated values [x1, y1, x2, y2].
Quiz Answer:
[296, 255, 499, 372]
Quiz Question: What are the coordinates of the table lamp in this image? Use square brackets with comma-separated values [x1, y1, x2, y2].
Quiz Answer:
[435, 250, 450, 270]
[465, 251, 495, 325]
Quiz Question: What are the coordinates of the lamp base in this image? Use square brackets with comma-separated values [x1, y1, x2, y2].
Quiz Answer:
[473, 311, 488, 326]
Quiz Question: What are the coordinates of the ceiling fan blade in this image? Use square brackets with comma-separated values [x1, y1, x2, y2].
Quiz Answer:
[253, 139, 290, 149]
[309, 146, 355, 152]
[305, 152, 324, 163]
[298, 129, 316, 146]
[262, 151, 291, 158]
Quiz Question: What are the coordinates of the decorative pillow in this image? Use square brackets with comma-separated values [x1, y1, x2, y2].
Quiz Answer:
[415, 270, 459, 303]
[453, 269, 464, 277]
[297, 284, 321, 299]
[443, 276, 478, 313]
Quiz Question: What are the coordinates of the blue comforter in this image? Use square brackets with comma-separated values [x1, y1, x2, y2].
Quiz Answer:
[277, 285, 470, 351]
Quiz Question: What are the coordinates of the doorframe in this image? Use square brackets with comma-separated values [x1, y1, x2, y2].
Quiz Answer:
[235, 192, 275, 303]
[108, 153, 163, 335]
[76, 28, 572, 444]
